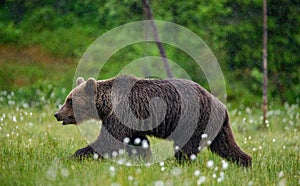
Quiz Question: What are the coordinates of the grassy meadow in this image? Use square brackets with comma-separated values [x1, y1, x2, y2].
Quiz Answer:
[0, 89, 299, 185]
[0, 47, 299, 186]
[1, 1, 299, 185]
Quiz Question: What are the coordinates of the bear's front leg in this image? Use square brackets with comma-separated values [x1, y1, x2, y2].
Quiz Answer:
[73, 145, 100, 159]
[89, 122, 126, 159]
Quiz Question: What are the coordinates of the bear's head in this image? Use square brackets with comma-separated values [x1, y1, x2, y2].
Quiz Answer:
[54, 77, 99, 125]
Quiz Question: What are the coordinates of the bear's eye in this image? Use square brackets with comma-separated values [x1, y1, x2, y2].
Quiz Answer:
[67, 99, 72, 106]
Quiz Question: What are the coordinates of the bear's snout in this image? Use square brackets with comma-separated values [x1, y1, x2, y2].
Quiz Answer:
[54, 112, 61, 121]
[54, 111, 76, 125]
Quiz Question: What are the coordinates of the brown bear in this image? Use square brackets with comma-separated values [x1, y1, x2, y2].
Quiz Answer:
[54, 75, 252, 167]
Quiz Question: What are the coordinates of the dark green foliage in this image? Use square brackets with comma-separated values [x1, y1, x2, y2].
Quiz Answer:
[0, 22, 22, 43]
[0, 0, 299, 105]
[222, 0, 300, 103]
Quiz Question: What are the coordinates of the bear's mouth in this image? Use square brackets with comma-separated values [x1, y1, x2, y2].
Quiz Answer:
[62, 115, 76, 125]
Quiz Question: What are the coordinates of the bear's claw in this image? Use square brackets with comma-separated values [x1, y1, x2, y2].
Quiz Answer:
[73, 145, 96, 159]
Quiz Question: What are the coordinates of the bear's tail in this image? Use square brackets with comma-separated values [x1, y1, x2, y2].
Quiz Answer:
[209, 111, 252, 167]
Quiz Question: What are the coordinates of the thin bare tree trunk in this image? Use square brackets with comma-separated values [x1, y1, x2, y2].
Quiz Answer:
[262, 0, 268, 127]
[142, 0, 173, 78]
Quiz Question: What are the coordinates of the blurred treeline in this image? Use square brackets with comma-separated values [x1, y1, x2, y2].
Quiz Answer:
[0, 0, 299, 106]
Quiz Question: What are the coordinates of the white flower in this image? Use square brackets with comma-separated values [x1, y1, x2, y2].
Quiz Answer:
[142, 140, 149, 149]
[282, 145, 286, 149]
[212, 173, 217, 178]
[278, 179, 286, 186]
[248, 181, 254, 186]
[154, 180, 164, 186]
[197, 176, 206, 185]
[134, 138, 141, 145]
[217, 177, 223, 182]
[109, 166, 115, 172]
[125, 162, 132, 167]
[220, 171, 225, 178]
[60, 168, 69, 177]
[218, 171, 225, 182]
[117, 158, 124, 165]
[190, 154, 197, 161]
[278, 171, 284, 178]
[194, 170, 200, 176]
[206, 160, 214, 168]
[131, 149, 137, 155]
[93, 153, 99, 160]
[12, 116, 17, 123]
[135, 168, 141, 174]
[243, 118, 246, 123]
[171, 167, 182, 176]
[111, 182, 121, 186]
[112, 151, 118, 158]
[221, 160, 229, 170]
[118, 149, 125, 155]
[201, 134, 208, 139]
[123, 137, 130, 144]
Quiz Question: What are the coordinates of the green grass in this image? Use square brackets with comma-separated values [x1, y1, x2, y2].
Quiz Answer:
[0, 98, 299, 185]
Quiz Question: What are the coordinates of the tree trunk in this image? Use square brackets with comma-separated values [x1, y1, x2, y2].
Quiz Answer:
[262, 0, 268, 127]
[142, 0, 173, 78]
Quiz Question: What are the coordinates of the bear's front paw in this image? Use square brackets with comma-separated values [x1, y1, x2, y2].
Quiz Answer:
[73, 146, 96, 159]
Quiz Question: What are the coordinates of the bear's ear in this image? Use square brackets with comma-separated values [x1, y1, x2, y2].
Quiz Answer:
[76, 77, 85, 86]
[85, 78, 96, 93]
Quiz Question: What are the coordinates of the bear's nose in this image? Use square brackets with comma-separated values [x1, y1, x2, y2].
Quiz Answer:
[54, 113, 59, 120]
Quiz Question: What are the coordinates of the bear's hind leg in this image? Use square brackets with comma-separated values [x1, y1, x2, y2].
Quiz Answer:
[174, 137, 200, 164]
[209, 122, 252, 167]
